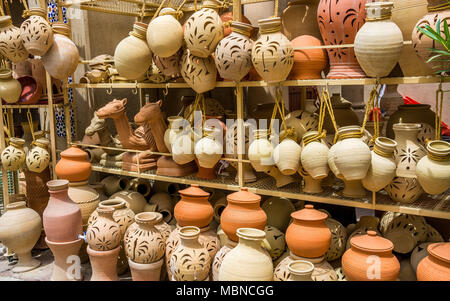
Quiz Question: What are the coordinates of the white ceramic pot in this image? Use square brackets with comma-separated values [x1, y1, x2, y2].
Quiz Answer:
[273, 133, 301, 176]
[194, 127, 223, 168]
[147, 8, 183, 58]
[248, 129, 274, 172]
[172, 130, 196, 165]
[300, 131, 330, 180]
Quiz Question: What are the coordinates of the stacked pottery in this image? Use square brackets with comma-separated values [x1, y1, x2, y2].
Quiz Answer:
[261, 197, 295, 232]
[20, 7, 53, 56]
[0, 16, 28, 62]
[1, 137, 26, 171]
[252, 17, 294, 83]
[287, 260, 315, 281]
[273, 130, 302, 176]
[114, 22, 152, 80]
[25, 138, 50, 173]
[284, 110, 319, 142]
[290, 35, 328, 79]
[194, 127, 223, 169]
[317, 0, 366, 78]
[147, 8, 183, 58]
[180, 49, 217, 93]
[416, 242, 450, 281]
[0, 69, 21, 103]
[281, 0, 321, 40]
[248, 129, 274, 172]
[301, 131, 330, 181]
[55, 146, 91, 182]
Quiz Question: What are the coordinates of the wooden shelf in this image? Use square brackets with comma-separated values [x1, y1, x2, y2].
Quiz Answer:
[1, 103, 65, 109]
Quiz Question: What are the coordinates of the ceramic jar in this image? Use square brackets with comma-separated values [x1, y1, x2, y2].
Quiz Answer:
[174, 184, 213, 228]
[43, 180, 83, 242]
[362, 137, 397, 192]
[0, 16, 28, 62]
[212, 240, 237, 281]
[87, 207, 121, 251]
[114, 22, 152, 80]
[172, 130, 196, 165]
[393, 123, 426, 178]
[317, 0, 366, 78]
[286, 204, 331, 259]
[342, 230, 400, 281]
[20, 7, 53, 56]
[219, 228, 273, 281]
[184, 0, 223, 58]
[417, 242, 450, 281]
[164, 116, 185, 153]
[416, 140, 450, 195]
[181, 49, 217, 93]
[148, 192, 174, 223]
[274, 252, 337, 281]
[354, 2, 403, 78]
[324, 215, 348, 262]
[214, 21, 253, 81]
[153, 51, 182, 78]
[285, 110, 319, 142]
[195, 127, 223, 168]
[101, 176, 130, 197]
[221, 188, 267, 242]
[252, 17, 294, 83]
[248, 129, 274, 172]
[110, 190, 146, 214]
[287, 260, 314, 281]
[169, 226, 211, 281]
[261, 197, 295, 232]
[385, 176, 424, 203]
[25, 138, 50, 173]
[1, 137, 26, 171]
[68, 181, 100, 226]
[0, 201, 41, 273]
[42, 23, 79, 80]
[273, 132, 302, 176]
[55, 146, 91, 182]
[0, 69, 21, 103]
[147, 8, 183, 58]
[301, 131, 330, 180]
[290, 35, 328, 79]
[281, 0, 321, 40]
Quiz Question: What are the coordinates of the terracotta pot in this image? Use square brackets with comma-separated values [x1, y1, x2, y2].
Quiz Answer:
[248, 129, 274, 172]
[55, 146, 91, 182]
[285, 110, 319, 142]
[87, 245, 120, 281]
[128, 258, 164, 281]
[17, 76, 42, 105]
[180, 49, 217, 93]
[274, 252, 337, 281]
[46, 238, 83, 281]
[101, 176, 130, 197]
[393, 123, 426, 178]
[273, 134, 302, 176]
[282, 0, 321, 40]
[0, 16, 28, 62]
[354, 2, 403, 78]
[221, 188, 267, 242]
[20, 7, 53, 56]
[153, 51, 182, 78]
[261, 197, 295, 232]
[87, 207, 121, 251]
[114, 22, 151, 80]
[290, 35, 328, 79]
[174, 184, 213, 228]
[317, 0, 366, 78]
[417, 242, 450, 281]
[0, 201, 41, 273]
[252, 17, 294, 83]
[1, 137, 25, 171]
[301, 130, 330, 180]
[220, 11, 252, 37]
[110, 190, 147, 214]
[68, 181, 100, 226]
[0, 69, 21, 104]
[342, 230, 400, 281]
[129, 178, 151, 198]
[147, 8, 183, 58]
[287, 260, 314, 281]
[148, 192, 174, 223]
[195, 127, 223, 168]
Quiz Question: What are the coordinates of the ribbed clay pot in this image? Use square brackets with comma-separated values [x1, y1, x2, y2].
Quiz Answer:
[25, 138, 50, 173]
[290, 35, 328, 79]
[180, 49, 217, 93]
[248, 129, 274, 172]
[416, 242, 450, 281]
[0, 69, 21, 104]
[55, 146, 91, 182]
[212, 240, 237, 281]
[273, 133, 302, 176]
[147, 8, 183, 58]
[174, 184, 213, 228]
[20, 7, 53, 56]
[1, 137, 25, 171]
[0, 16, 28, 62]
[301, 130, 330, 180]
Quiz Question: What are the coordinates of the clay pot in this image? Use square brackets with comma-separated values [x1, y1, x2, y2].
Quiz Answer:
[147, 8, 183, 58]
[1, 137, 26, 171]
[101, 176, 130, 197]
[252, 17, 294, 83]
[129, 178, 151, 198]
[30, 58, 63, 96]
[220, 12, 252, 37]
[212, 240, 237, 281]
[169, 226, 211, 281]
[55, 146, 91, 182]
[274, 252, 337, 281]
[416, 140, 450, 195]
[261, 197, 295, 232]
[0, 69, 21, 104]
[17, 76, 41, 105]
[324, 214, 348, 262]
[87, 246, 120, 281]
[285, 110, 319, 142]
[317, 0, 366, 78]
[184, 0, 224, 58]
[114, 22, 152, 80]
[25, 138, 50, 173]
[110, 190, 147, 214]
[287, 260, 314, 281]
[46, 238, 83, 281]
[417, 242, 450, 281]
[164, 116, 185, 153]
[393, 123, 426, 178]
[221, 188, 267, 242]
[301, 131, 330, 180]
[290, 35, 328, 79]
[0, 16, 28, 62]
[174, 184, 213, 228]
[181, 49, 217, 93]
[87, 207, 121, 251]
[342, 230, 400, 281]
[195, 127, 223, 168]
[248, 129, 274, 172]
[281, 0, 321, 40]
[42, 23, 79, 80]
[385, 176, 424, 203]
[20, 7, 53, 56]
[0, 201, 41, 273]
[68, 181, 100, 226]
[214, 21, 253, 81]
[273, 134, 302, 176]
[213, 196, 227, 223]
[172, 130, 196, 165]
[219, 228, 273, 281]
[354, 2, 403, 78]
[264, 225, 287, 260]
[153, 51, 182, 78]
[148, 192, 174, 223]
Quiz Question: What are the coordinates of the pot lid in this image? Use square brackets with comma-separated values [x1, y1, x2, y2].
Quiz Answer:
[350, 230, 394, 253]
[291, 204, 327, 221]
[227, 187, 261, 203]
[60, 146, 89, 159]
[179, 184, 210, 198]
[428, 242, 450, 264]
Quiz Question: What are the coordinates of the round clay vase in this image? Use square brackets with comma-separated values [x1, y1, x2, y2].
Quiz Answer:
[110, 190, 147, 214]
[20, 7, 53, 56]
[114, 22, 152, 80]
[153, 51, 182, 78]
[184, 0, 224, 58]
[284, 110, 319, 142]
[342, 230, 400, 281]
[290, 35, 328, 79]
[101, 176, 130, 197]
[301, 131, 330, 180]
[252, 17, 294, 83]
[42, 23, 79, 80]
[180, 49, 217, 93]
[354, 2, 404, 78]
[214, 21, 253, 82]
[273, 133, 302, 176]
[386, 104, 436, 141]
[417, 242, 450, 281]
[68, 181, 100, 226]
[0, 69, 21, 104]
[1, 137, 26, 171]
[287, 260, 314, 281]
[55, 146, 91, 182]
[286, 204, 331, 259]
[87, 207, 121, 251]
[195, 127, 223, 169]
[248, 129, 275, 172]
[0, 16, 28, 62]
[164, 116, 185, 153]
[317, 0, 367, 78]
[274, 252, 337, 281]
[169, 226, 211, 281]
[261, 197, 295, 232]
[147, 8, 183, 58]
[174, 184, 213, 228]
[25, 138, 50, 173]
[43, 179, 83, 243]
[0, 201, 41, 273]
[385, 176, 424, 203]
[416, 140, 450, 195]
[221, 188, 267, 242]
[219, 228, 273, 281]
[324, 215, 348, 262]
[281, 0, 321, 40]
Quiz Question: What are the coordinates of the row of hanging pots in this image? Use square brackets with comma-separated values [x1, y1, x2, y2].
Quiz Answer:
[1, 136, 50, 173]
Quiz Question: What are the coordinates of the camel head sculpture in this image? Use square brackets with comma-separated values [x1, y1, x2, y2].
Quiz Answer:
[85, 112, 106, 136]
[134, 100, 163, 125]
[97, 98, 127, 119]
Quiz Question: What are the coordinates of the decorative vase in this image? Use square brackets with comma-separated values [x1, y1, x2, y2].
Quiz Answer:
[114, 22, 152, 80]
[20, 7, 53, 56]
[281, 0, 321, 40]
[164, 116, 185, 153]
[417, 242, 450, 281]
[0, 69, 21, 104]
[42, 22, 79, 80]
[274, 252, 337, 281]
[55, 146, 91, 182]
[110, 190, 147, 214]
[101, 176, 130, 197]
[180, 49, 217, 93]
[393, 123, 426, 178]
[0, 16, 28, 62]
[324, 214, 348, 262]
[287, 260, 314, 281]
[25, 138, 50, 173]
[261, 197, 295, 232]
[317, 0, 367, 78]
[147, 8, 183, 58]
[174, 184, 213, 228]
[87, 207, 121, 251]
[219, 228, 273, 281]
[148, 192, 174, 223]
[273, 133, 302, 176]
[195, 127, 223, 168]
[248, 129, 274, 172]
[252, 17, 294, 83]
[1, 137, 26, 171]
[290, 35, 328, 79]
[153, 51, 182, 78]
[301, 131, 330, 180]
[284, 110, 319, 142]
[68, 181, 100, 226]
[385, 176, 424, 203]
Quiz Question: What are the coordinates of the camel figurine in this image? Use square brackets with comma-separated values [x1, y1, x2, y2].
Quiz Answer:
[85, 112, 122, 156]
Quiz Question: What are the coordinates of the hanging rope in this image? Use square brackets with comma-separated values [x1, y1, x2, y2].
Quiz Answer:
[186, 93, 206, 128]
[269, 86, 292, 140]
[302, 86, 330, 146]
[435, 81, 444, 141]
[150, 0, 168, 22]
[2, 109, 10, 139]
[27, 110, 36, 145]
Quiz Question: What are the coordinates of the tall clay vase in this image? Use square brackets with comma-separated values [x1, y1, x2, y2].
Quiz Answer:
[281, 0, 321, 40]
[317, 0, 367, 78]
[354, 2, 403, 78]
[46, 238, 83, 281]
[1, 137, 26, 171]
[219, 228, 273, 281]
[417, 242, 450, 281]
[248, 129, 274, 172]
[42, 23, 79, 80]
[252, 17, 294, 83]
[393, 123, 426, 178]
[20, 7, 53, 56]
[180, 49, 217, 93]
[147, 8, 183, 58]
[290, 35, 328, 79]
[43, 180, 82, 243]
[114, 22, 152, 80]
[0, 69, 21, 104]
[55, 146, 91, 182]
[0, 201, 41, 273]
[174, 184, 213, 228]
[342, 231, 400, 281]
[416, 140, 450, 195]
[0, 16, 28, 62]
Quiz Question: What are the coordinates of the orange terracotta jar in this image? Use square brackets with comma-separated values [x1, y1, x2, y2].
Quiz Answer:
[289, 35, 328, 79]
[417, 242, 450, 281]
[174, 184, 213, 228]
[342, 230, 400, 281]
[285, 204, 330, 258]
[220, 188, 267, 242]
[55, 146, 91, 182]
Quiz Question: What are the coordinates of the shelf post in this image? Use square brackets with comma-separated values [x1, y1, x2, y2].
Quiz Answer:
[46, 71, 58, 180]
[0, 98, 8, 206]
[63, 78, 72, 147]
[236, 84, 244, 187]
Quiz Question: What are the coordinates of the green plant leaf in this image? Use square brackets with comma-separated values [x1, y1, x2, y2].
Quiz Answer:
[429, 49, 450, 56]
[444, 20, 450, 43]
[426, 54, 443, 63]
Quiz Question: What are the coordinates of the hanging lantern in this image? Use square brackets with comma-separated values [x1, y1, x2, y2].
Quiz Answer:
[26, 138, 50, 173]
[0, 16, 28, 62]
[147, 8, 183, 58]
[20, 7, 54, 56]
[180, 49, 217, 93]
